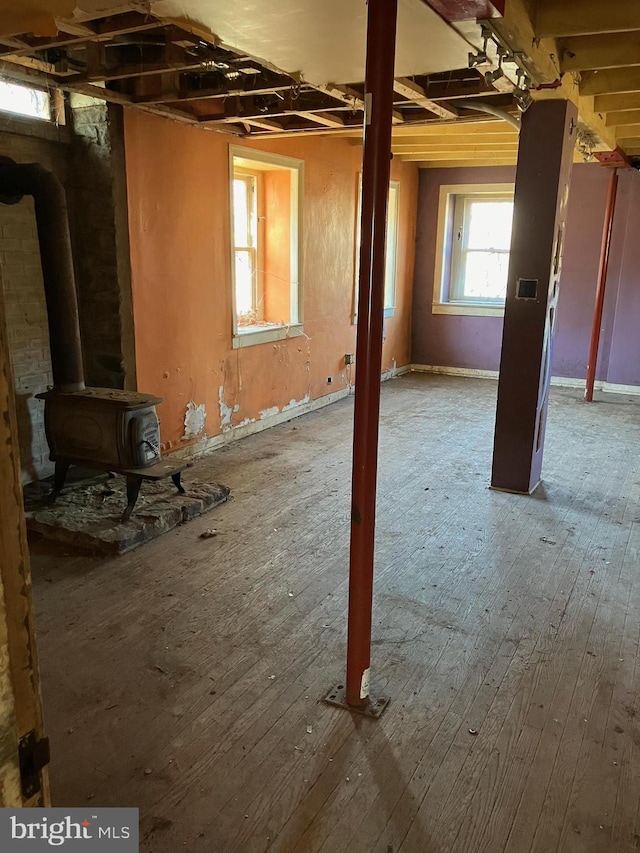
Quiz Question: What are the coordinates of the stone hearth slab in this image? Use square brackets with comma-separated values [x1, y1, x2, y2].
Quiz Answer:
[24, 472, 230, 555]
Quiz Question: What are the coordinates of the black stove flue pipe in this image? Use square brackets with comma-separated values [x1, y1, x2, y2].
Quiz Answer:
[0, 157, 85, 392]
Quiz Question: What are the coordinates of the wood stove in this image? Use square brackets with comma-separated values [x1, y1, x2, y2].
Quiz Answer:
[37, 387, 163, 471]
[0, 157, 188, 522]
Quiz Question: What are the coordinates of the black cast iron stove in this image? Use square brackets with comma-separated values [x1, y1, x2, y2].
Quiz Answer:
[0, 157, 188, 521]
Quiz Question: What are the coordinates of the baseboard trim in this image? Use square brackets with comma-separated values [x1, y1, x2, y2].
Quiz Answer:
[175, 387, 351, 460]
[409, 364, 499, 381]
[173, 363, 412, 461]
[408, 364, 640, 396]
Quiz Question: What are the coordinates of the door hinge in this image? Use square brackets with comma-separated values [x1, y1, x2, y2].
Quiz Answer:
[19, 730, 50, 800]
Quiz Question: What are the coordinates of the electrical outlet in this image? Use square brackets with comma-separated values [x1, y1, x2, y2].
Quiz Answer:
[344, 353, 354, 365]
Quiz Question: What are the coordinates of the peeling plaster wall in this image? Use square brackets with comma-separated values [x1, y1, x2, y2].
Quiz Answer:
[125, 111, 418, 451]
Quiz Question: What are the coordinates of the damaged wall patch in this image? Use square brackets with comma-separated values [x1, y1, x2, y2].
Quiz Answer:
[183, 401, 206, 440]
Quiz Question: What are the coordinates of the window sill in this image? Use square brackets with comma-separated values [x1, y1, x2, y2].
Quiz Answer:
[232, 323, 305, 349]
[0, 111, 70, 144]
[432, 302, 505, 318]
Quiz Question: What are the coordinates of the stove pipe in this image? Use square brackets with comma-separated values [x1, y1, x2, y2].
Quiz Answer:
[0, 157, 85, 392]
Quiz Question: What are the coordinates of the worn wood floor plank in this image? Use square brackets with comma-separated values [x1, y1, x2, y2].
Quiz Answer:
[27, 376, 640, 853]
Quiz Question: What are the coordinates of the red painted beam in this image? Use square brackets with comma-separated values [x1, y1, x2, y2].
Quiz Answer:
[345, 0, 398, 708]
[423, 0, 504, 23]
[585, 169, 619, 402]
[594, 147, 633, 169]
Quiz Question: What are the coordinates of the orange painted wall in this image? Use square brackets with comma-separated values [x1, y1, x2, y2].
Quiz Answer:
[124, 110, 418, 451]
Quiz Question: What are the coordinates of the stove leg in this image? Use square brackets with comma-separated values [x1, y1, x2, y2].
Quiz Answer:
[48, 462, 70, 504]
[171, 472, 186, 495]
[122, 475, 143, 523]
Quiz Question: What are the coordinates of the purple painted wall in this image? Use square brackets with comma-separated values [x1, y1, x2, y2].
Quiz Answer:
[412, 163, 640, 385]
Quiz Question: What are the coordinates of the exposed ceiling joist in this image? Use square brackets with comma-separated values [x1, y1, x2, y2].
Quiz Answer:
[0, 11, 159, 58]
[393, 77, 457, 120]
[580, 68, 640, 97]
[594, 92, 640, 113]
[239, 117, 284, 132]
[392, 141, 519, 152]
[391, 119, 517, 136]
[606, 110, 640, 127]
[297, 111, 344, 128]
[415, 157, 517, 166]
[561, 32, 640, 73]
[610, 124, 640, 139]
[536, 0, 640, 39]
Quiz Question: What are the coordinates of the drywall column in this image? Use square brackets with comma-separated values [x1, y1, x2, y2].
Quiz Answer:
[491, 99, 577, 494]
[345, 0, 398, 708]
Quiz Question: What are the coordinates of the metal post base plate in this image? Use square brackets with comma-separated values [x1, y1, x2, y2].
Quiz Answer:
[323, 683, 390, 719]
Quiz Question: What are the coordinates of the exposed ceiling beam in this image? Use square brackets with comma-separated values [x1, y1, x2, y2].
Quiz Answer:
[580, 68, 640, 96]
[412, 157, 518, 166]
[53, 18, 95, 38]
[391, 142, 519, 153]
[391, 119, 517, 136]
[536, 0, 640, 38]
[594, 92, 640, 113]
[399, 149, 517, 161]
[482, 0, 561, 84]
[561, 33, 640, 72]
[606, 110, 640, 127]
[297, 111, 345, 128]
[614, 124, 640, 138]
[230, 117, 284, 132]
[391, 133, 517, 146]
[393, 77, 457, 120]
[57, 78, 241, 133]
[134, 81, 297, 105]
[313, 83, 364, 111]
[0, 12, 160, 58]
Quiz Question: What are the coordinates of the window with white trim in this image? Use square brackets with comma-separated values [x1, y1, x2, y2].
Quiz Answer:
[432, 183, 514, 317]
[353, 178, 399, 322]
[230, 148, 304, 348]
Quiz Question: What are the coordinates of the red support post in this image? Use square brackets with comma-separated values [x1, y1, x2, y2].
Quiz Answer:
[344, 0, 398, 709]
[585, 168, 619, 402]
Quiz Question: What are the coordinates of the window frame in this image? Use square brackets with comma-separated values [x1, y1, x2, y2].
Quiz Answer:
[0, 77, 61, 124]
[352, 177, 400, 324]
[229, 146, 304, 349]
[432, 183, 515, 318]
[232, 169, 262, 324]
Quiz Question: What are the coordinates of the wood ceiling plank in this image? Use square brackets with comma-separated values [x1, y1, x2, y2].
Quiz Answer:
[135, 82, 296, 105]
[614, 124, 640, 138]
[605, 109, 640, 127]
[391, 120, 517, 136]
[562, 33, 640, 72]
[297, 111, 344, 128]
[594, 92, 640, 112]
[410, 157, 518, 166]
[392, 142, 519, 153]
[536, 0, 640, 38]
[400, 149, 517, 160]
[0, 12, 161, 58]
[393, 77, 457, 120]
[580, 68, 640, 96]
[221, 116, 283, 132]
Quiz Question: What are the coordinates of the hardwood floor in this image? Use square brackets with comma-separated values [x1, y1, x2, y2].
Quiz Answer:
[28, 374, 640, 853]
